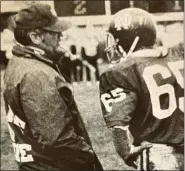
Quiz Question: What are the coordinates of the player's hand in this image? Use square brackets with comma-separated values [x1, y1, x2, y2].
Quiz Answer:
[124, 141, 153, 169]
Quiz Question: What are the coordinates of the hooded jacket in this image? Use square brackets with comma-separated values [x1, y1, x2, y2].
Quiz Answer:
[3, 45, 102, 170]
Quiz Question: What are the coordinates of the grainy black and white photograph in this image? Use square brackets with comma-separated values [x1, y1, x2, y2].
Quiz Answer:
[0, 0, 184, 170]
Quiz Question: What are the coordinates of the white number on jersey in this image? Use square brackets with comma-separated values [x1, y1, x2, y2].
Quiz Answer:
[12, 142, 34, 162]
[101, 88, 126, 113]
[143, 60, 184, 119]
[6, 106, 34, 162]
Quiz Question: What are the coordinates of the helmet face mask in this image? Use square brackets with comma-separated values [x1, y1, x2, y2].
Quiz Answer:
[105, 32, 140, 64]
[105, 32, 125, 64]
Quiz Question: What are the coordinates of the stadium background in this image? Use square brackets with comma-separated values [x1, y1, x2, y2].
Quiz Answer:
[1, 0, 184, 170]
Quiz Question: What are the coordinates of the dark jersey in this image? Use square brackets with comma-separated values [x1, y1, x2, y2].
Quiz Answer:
[100, 48, 184, 147]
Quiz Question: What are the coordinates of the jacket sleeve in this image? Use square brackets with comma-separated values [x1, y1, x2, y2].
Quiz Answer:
[99, 68, 138, 128]
[19, 70, 93, 161]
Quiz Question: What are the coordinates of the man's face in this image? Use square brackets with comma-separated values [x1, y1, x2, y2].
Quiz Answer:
[40, 30, 62, 58]
[29, 29, 63, 61]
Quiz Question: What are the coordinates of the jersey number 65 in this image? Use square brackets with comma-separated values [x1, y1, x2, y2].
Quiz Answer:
[143, 60, 184, 119]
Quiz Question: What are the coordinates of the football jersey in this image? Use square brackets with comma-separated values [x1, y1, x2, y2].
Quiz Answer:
[99, 47, 184, 147]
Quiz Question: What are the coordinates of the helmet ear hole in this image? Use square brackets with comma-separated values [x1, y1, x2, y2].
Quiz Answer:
[115, 38, 119, 43]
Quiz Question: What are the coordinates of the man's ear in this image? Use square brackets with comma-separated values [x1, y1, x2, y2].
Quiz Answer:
[29, 31, 43, 45]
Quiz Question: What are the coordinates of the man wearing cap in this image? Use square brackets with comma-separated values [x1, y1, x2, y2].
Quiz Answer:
[3, 3, 103, 171]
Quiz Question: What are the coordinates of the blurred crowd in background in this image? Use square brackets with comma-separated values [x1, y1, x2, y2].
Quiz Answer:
[1, 0, 184, 84]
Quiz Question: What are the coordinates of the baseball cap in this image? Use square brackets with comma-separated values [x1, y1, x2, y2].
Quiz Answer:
[15, 3, 71, 33]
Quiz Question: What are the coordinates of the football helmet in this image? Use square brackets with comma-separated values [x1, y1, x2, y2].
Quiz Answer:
[105, 8, 157, 63]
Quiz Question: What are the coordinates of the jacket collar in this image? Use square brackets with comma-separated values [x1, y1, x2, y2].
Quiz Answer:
[26, 46, 53, 65]
[12, 44, 63, 74]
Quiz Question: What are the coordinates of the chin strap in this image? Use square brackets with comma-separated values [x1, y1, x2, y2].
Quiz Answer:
[112, 36, 139, 64]
[125, 36, 140, 60]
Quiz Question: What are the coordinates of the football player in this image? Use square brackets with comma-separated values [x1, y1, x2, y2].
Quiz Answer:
[99, 8, 184, 170]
